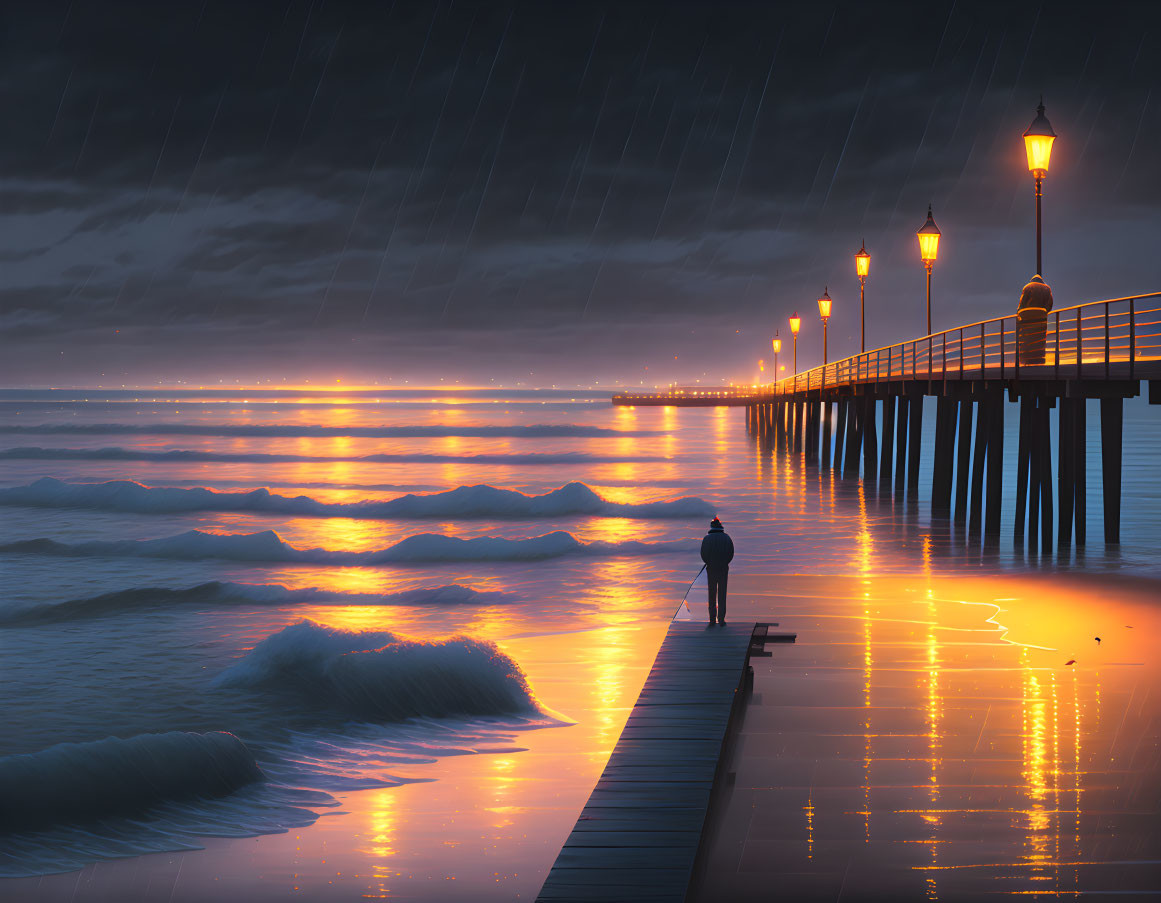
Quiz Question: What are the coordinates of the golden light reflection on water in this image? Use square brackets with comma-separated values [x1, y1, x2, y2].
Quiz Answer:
[861, 597, 872, 844]
[924, 591, 942, 900]
[720, 573, 1160, 900]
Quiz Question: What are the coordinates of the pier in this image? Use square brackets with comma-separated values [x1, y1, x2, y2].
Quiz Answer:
[535, 621, 793, 902]
[616, 291, 1161, 551]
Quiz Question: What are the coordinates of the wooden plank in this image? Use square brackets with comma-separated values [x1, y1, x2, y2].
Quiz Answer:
[552, 847, 698, 871]
[569, 808, 708, 832]
[562, 831, 702, 848]
[535, 621, 767, 902]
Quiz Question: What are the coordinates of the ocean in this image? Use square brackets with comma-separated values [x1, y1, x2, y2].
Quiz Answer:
[1, 387, 1159, 901]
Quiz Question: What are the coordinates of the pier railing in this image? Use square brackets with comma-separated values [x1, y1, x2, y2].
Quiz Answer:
[770, 291, 1161, 395]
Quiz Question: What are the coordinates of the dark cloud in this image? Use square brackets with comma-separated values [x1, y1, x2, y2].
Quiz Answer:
[0, 0, 1158, 385]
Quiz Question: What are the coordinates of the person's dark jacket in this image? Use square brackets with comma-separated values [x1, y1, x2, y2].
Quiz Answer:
[700, 523, 734, 570]
[1018, 275, 1053, 312]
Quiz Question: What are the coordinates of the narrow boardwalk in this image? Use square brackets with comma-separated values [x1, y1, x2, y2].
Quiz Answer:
[535, 621, 773, 902]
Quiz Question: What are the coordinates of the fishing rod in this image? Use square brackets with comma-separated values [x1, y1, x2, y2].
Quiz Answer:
[672, 563, 707, 620]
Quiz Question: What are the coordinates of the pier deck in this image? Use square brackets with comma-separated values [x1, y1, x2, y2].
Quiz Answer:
[535, 621, 788, 902]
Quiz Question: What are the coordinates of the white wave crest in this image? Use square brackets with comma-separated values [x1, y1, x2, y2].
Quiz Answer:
[0, 477, 712, 519]
[213, 620, 552, 723]
[0, 475, 705, 517]
[0, 528, 687, 563]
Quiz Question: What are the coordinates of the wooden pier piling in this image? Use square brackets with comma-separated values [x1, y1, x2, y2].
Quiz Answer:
[1101, 396, 1123, 544]
[894, 396, 908, 493]
[879, 395, 895, 488]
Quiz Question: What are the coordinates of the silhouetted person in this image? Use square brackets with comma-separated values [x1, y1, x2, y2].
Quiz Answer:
[1017, 275, 1053, 366]
[700, 517, 734, 625]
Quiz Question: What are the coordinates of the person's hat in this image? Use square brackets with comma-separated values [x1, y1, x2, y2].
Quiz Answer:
[710, 517, 723, 528]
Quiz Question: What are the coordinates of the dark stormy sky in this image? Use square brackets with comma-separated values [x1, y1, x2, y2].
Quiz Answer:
[1, 1, 1158, 387]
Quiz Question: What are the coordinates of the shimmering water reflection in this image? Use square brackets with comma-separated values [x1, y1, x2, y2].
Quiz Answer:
[693, 573, 1161, 902]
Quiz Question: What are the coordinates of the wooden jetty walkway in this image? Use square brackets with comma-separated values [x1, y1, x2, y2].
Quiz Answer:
[536, 621, 790, 902]
[614, 290, 1161, 552]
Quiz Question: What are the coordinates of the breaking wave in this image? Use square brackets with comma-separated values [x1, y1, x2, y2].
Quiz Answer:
[213, 620, 551, 723]
[0, 422, 655, 438]
[0, 477, 711, 519]
[0, 446, 666, 465]
[0, 581, 511, 625]
[0, 528, 686, 564]
[0, 731, 262, 832]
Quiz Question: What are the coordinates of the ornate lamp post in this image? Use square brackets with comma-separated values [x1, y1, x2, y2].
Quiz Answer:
[817, 288, 832, 364]
[1023, 98, 1057, 276]
[917, 206, 941, 335]
[789, 312, 801, 372]
[772, 332, 781, 381]
[855, 242, 870, 352]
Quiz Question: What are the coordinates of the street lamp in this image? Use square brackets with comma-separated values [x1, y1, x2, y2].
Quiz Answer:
[817, 287, 832, 364]
[789, 312, 801, 372]
[1023, 98, 1056, 276]
[772, 332, 781, 381]
[855, 242, 870, 352]
[917, 205, 941, 335]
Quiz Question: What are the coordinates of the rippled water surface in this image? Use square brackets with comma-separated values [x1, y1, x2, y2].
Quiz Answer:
[1, 387, 1158, 901]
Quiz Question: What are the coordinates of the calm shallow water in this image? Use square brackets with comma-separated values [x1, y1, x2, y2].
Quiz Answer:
[0, 387, 1158, 900]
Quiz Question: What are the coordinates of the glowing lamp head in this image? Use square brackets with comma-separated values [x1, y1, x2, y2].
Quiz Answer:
[917, 205, 941, 264]
[772, 333, 782, 354]
[759, 359, 765, 372]
[1023, 99, 1056, 176]
[855, 242, 870, 278]
[789, 312, 801, 336]
[817, 287, 832, 321]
